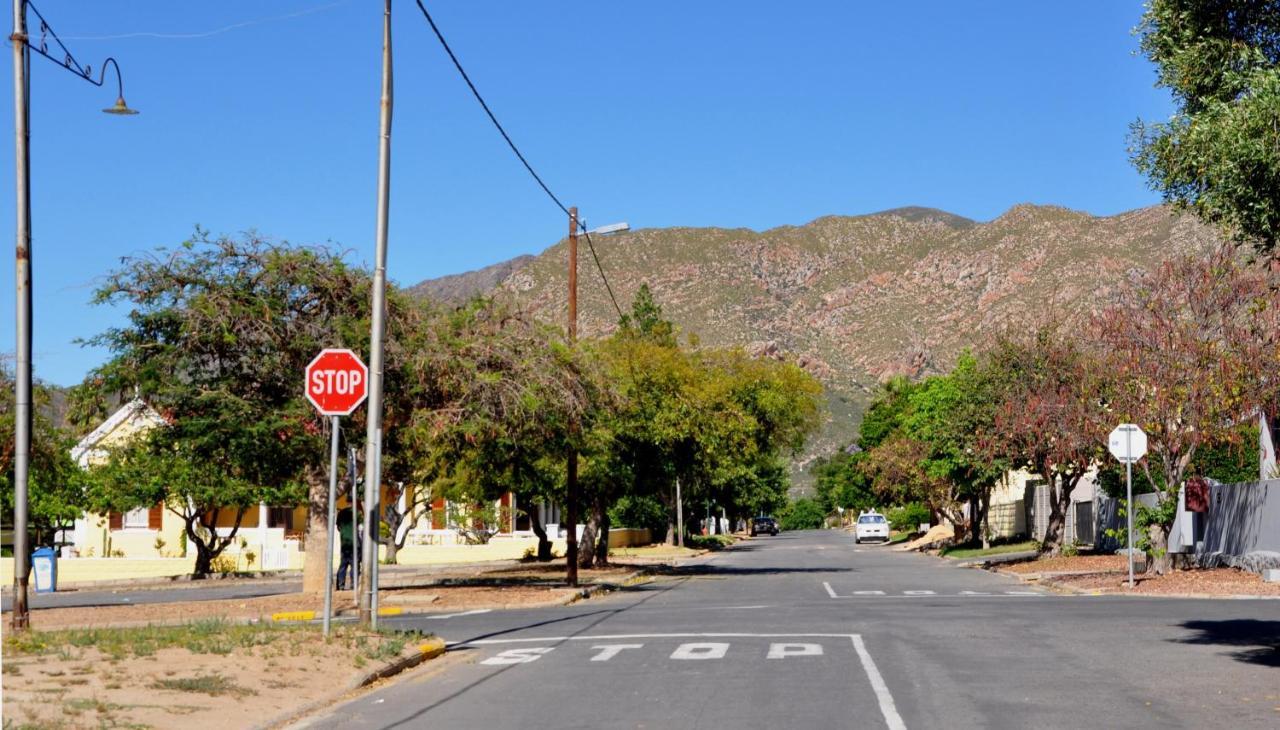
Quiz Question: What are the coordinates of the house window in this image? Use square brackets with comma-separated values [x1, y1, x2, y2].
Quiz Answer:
[123, 508, 150, 529]
[267, 507, 294, 531]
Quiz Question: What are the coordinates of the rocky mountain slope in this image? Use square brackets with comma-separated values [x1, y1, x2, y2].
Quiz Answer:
[410, 205, 1219, 484]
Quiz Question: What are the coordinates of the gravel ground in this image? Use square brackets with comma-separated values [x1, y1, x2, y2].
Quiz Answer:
[1054, 567, 1280, 596]
[1003, 554, 1127, 574]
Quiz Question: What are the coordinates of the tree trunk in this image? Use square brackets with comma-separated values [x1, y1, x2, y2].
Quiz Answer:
[595, 503, 611, 566]
[979, 490, 991, 551]
[1040, 475, 1078, 555]
[578, 501, 599, 570]
[661, 491, 676, 546]
[301, 466, 330, 594]
[1147, 523, 1172, 575]
[530, 508, 553, 562]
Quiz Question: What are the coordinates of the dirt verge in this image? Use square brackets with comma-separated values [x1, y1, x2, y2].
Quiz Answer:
[1, 621, 438, 730]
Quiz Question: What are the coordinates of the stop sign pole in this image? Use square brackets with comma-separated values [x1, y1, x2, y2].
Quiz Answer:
[1108, 423, 1148, 590]
[306, 349, 369, 636]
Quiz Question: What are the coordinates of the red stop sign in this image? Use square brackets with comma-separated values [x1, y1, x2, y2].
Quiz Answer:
[305, 349, 369, 416]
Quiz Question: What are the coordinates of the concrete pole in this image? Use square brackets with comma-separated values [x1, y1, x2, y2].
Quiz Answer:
[565, 207, 579, 587]
[360, 0, 393, 626]
[349, 446, 358, 596]
[10, 0, 31, 632]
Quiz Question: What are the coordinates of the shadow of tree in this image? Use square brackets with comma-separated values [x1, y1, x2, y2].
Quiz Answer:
[1174, 619, 1280, 667]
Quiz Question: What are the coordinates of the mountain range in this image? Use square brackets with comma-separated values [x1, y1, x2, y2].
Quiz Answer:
[409, 204, 1219, 486]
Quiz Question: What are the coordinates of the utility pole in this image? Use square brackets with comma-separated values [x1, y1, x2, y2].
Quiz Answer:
[360, 0, 393, 626]
[10, 0, 32, 631]
[565, 206, 580, 587]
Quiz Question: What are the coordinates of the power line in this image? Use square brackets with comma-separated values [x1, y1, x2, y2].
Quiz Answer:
[412, 0, 625, 321]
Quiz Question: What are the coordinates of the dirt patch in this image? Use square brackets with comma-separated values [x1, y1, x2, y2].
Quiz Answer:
[1052, 567, 1280, 597]
[2, 622, 430, 730]
[1003, 554, 1127, 575]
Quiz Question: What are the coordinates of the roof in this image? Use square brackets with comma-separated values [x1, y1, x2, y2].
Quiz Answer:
[70, 398, 166, 468]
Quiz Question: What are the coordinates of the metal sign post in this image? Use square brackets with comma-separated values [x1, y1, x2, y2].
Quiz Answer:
[322, 416, 340, 636]
[305, 348, 369, 635]
[1108, 424, 1148, 590]
[349, 446, 359, 600]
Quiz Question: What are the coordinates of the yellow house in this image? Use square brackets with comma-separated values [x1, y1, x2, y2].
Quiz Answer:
[70, 398, 306, 569]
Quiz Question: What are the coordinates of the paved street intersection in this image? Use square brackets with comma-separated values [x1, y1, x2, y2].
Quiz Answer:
[298, 530, 1279, 729]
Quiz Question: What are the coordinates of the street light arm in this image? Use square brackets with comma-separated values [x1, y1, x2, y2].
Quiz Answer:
[22, 0, 134, 111]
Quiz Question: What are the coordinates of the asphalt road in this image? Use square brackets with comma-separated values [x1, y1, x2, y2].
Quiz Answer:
[295, 529, 1280, 730]
[0, 578, 300, 612]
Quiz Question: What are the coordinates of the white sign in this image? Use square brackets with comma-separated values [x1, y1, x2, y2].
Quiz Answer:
[1108, 424, 1147, 463]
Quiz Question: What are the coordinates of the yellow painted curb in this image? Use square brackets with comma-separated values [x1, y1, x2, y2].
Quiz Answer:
[377, 606, 403, 616]
[418, 637, 447, 660]
[271, 610, 317, 622]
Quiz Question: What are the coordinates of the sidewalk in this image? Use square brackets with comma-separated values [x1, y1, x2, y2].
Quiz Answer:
[0, 536, 569, 591]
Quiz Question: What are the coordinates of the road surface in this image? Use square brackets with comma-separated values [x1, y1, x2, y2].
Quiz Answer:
[295, 529, 1280, 729]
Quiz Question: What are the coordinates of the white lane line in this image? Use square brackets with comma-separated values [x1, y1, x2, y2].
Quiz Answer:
[851, 635, 907, 730]
[423, 608, 493, 620]
[823, 581, 839, 598]
[454, 631, 863, 646]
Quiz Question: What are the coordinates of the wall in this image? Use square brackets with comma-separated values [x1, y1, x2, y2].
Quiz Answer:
[607, 528, 652, 549]
[1197, 480, 1280, 556]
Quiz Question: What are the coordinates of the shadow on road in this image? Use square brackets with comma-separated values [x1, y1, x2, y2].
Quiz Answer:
[1174, 619, 1280, 667]
[648, 563, 853, 576]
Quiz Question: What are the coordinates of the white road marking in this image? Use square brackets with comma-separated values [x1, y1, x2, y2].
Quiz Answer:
[481, 647, 554, 665]
[767, 642, 824, 659]
[823, 581, 839, 598]
[589, 644, 643, 662]
[958, 591, 991, 596]
[853, 590, 886, 596]
[902, 590, 935, 595]
[851, 635, 907, 730]
[671, 642, 730, 660]
[424, 608, 493, 620]
[1004, 591, 1042, 596]
[456, 632, 870, 647]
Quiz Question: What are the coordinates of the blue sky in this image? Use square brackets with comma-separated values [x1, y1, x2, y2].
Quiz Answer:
[2, 1, 1172, 386]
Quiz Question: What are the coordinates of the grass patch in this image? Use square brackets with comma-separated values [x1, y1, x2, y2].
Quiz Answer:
[3, 618, 312, 661]
[887, 532, 911, 545]
[152, 673, 256, 697]
[940, 539, 1038, 559]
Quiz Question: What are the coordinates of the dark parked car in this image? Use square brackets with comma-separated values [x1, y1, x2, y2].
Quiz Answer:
[750, 516, 779, 536]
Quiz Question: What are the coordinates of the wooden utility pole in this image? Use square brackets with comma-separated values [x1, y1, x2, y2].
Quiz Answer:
[568, 204, 583, 586]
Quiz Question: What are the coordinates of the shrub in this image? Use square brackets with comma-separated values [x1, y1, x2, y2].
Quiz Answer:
[779, 498, 827, 531]
[886, 503, 930, 533]
[608, 495, 668, 536]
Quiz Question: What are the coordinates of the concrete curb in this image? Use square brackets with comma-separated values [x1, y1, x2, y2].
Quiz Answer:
[948, 550, 1039, 566]
[257, 637, 448, 730]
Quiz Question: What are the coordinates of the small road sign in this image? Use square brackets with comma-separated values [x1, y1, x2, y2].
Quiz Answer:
[1108, 424, 1147, 463]
[305, 348, 369, 416]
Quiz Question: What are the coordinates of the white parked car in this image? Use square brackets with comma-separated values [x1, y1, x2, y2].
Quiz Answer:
[854, 510, 890, 544]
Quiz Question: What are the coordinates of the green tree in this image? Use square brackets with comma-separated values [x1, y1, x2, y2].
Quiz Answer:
[1131, 0, 1280, 251]
[0, 367, 85, 551]
[778, 497, 827, 531]
[73, 232, 413, 588]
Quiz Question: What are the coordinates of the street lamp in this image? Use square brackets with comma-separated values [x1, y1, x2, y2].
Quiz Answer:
[10, 0, 137, 631]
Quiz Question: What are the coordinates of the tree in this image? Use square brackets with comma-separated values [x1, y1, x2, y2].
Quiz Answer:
[778, 497, 826, 531]
[87, 435, 299, 575]
[984, 327, 1109, 555]
[1131, 0, 1280, 251]
[73, 232, 414, 589]
[812, 450, 876, 518]
[1094, 247, 1280, 571]
[901, 353, 1008, 546]
[0, 366, 85, 551]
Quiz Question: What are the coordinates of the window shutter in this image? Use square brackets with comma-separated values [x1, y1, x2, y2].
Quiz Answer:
[149, 503, 164, 529]
[108, 511, 122, 530]
[431, 498, 445, 530]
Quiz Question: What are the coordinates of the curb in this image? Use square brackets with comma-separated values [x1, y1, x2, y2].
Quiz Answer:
[257, 637, 448, 730]
[995, 566, 1280, 600]
[350, 636, 448, 689]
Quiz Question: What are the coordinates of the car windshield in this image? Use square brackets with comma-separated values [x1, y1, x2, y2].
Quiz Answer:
[858, 515, 886, 524]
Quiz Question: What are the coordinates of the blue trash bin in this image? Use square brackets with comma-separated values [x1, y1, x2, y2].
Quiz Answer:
[32, 546, 57, 593]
